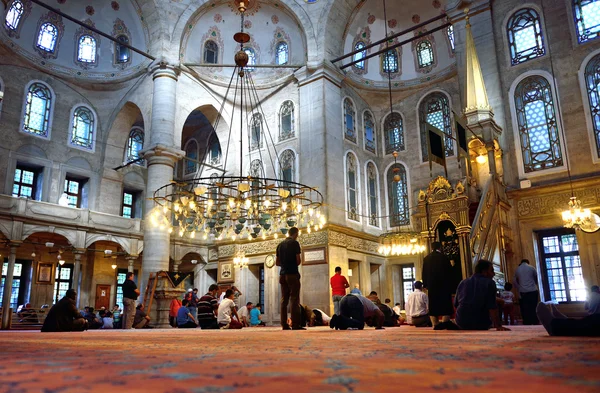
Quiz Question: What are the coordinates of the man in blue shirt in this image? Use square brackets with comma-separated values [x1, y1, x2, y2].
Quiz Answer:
[177, 299, 197, 328]
[455, 260, 510, 331]
[276, 227, 303, 330]
[250, 303, 266, 326]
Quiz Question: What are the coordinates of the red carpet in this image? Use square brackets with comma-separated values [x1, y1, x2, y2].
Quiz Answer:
[0, 326, 599, 392]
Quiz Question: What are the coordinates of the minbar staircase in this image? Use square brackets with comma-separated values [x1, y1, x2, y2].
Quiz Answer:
[469, 176, 513, 281]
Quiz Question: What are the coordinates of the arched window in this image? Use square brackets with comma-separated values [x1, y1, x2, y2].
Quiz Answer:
[507, 8, 546, 65]
[23, 82, 52, 137]
[5, 0, 24, 31]
[346, 153, 359, 221]
[514, 75, 563, 173]
[77, 35, 96, 63]
[367, 162, 378, 226]
[280, 149, 295, 183]
[574, 0, 600, 43]
[382, 49, 399, 73]
[276, 41, 288, 65]
[244, 47, 256, 71]
[70, 106, 94, 149]
[249, 159, 263, 201]
[126, 127, 144, 164]
[115, 35, 130, 63]
[208, 138, 221, 165]
[387, 163, 409, 227]
[36, 22, 58, 53]
[279, 100, 294, 140]
[584, 54, 600, 158]
[447, 25, 455, 52]
[354, 41, 366, 70]
[184, 139, 199, 175]
[419, 93, 453, 162]
[250, 113, 262, 150]
[204, 40, 218, 64]
[364, 111, 375, 153]
[416, 40, 434, 68]
[344, 98, 356, 143]
[384, 112, 404, 154]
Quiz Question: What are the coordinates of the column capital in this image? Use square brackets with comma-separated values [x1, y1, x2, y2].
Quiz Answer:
[126, 255, 139, 261]
[295, 61, 345, 88]
[142, 144, 185, 168]
[72, 248, 86, 255]
[148, 61, 180, 81]
[8, 241, 22, 249]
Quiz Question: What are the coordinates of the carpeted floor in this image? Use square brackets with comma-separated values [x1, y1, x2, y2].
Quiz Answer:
[0, 326, 599, 393]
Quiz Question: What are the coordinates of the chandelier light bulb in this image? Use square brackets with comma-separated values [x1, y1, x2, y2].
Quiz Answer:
[191, 231, 196, 239]
[476, 154, 487, 164]
[59, 260, 65, 266]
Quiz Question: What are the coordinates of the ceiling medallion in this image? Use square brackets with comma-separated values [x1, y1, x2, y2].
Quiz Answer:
[151, 1, 325, 243]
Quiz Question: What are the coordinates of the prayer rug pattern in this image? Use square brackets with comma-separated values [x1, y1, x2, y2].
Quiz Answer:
[0, 326, 599, 392]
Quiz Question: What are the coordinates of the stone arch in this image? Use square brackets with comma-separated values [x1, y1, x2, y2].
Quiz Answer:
[320, 0, 362, 60]
[85, 234, 136, 256]
[104, 101, 145, 170]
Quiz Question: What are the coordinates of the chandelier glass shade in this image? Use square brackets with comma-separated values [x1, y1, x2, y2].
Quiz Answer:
[150, 0, 325, 241]
[378, 232, 426, 256]
[233, 250, 249, 269]
[562, 196, 593, 231]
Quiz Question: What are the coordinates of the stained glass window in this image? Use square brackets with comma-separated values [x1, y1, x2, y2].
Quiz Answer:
[36, 22, 58, 52]
[276, 41, 288, 65]
[23, 82, 52, 137]
[447, 25, 455, 51]
[250, 113, 262, 150]
[5, 0, 24, 30]
[507, 8, 545, 65]
[122, 192, 134, 218]
[584, 54, 600, 158]
[64, 177, 82, 208]
[346, 153, 358, 221]
[116, 35, 130, 63]
[384, 112, 404, 154]
[280, 149, 295, 183]
[382, 49, 398, 73]
[77, 35, 96, 63]
[388, 163, 409, 227]
[364, 111, 375, 153]
[244, 47, 256, 71]
[12, 167, 36, 199]
[204, 40, 218, 64]
[367, 162, 378, 226]
[417, 40, 434, 68]
[279, 100, 294, 140]
[419, 93, 453, 161]
[344, 98, 356, 143]
[354, 41, 366, 69]
[209, 138, 221, 165]
[574, 0, 600, 43]
[185, 139, 198, 175]
[70, 106, 94, 149]
[539, 230, 585, 302]
[126, 127, 144, 163]
[514, 76, 563, 173]
[53, 264, 72, 304]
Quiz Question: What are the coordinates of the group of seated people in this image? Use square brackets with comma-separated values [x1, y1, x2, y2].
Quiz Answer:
[168, 284, 266, 329]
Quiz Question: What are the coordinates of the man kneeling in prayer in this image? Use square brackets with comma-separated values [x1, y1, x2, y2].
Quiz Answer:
[454, 260, 510, 331]
[330, 294, 384, 330]
[42, 289, 88, 332]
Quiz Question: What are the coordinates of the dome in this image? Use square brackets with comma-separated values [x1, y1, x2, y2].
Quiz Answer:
[0, 0, 150, 81]
[342, 0, 455, 90]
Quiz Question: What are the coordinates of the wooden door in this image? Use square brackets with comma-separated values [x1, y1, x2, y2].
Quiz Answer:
[95, 284, 111, 310]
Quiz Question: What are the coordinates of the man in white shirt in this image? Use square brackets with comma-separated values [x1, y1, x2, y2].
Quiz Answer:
[406, 281, 431, 327]
[514, 259, 539, 325]
[238, 302, 253, 327]
[585, 285, 600, 315]
[217, 289, 243, 329]
[393, 303, 402, 317]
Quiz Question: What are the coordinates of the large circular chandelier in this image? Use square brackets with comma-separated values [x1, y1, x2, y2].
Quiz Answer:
[378, 232, 426, 256]
[150, 0, 325, 241]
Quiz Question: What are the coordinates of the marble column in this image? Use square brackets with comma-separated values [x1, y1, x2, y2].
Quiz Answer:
[72, 249, 85, 307]
[1, 242, 21, 330]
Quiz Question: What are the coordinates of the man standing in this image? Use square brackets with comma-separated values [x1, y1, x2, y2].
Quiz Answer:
[422, 242, 455, 329]
[455, 260, 510, 331]
[122, 272, 139, 329]
[276, 227, 303, 330]
[406, 281, 430, 327]
[330, 266, 349, 315]
[513, 259, 539, 325]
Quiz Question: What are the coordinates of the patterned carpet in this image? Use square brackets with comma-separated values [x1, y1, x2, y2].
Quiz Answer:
[0, 326, 599, 393]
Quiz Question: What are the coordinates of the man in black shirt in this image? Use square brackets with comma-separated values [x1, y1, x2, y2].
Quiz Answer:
[276, 227, 303, 330]
[122, 272, 139, 329]
[42, 289, 87, 332]
[422, 242, 455, 329]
